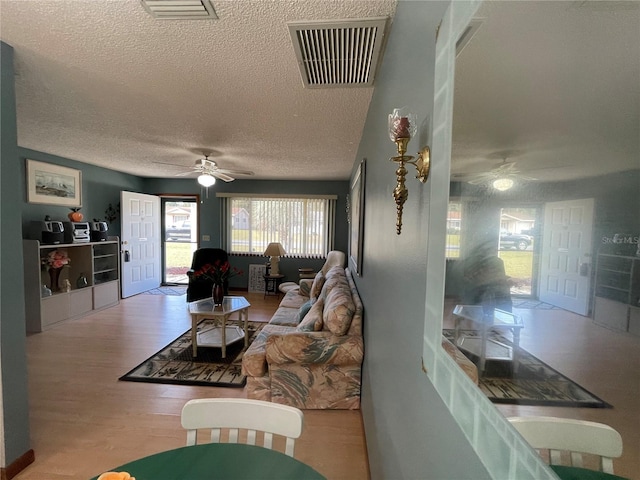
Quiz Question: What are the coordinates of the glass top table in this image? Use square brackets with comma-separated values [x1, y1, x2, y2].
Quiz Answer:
[452, 304, 524, 375]
[188, 296, 250, 358]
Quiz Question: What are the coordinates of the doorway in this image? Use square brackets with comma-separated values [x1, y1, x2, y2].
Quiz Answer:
[162, 197, 198, 285]
[498, 207, 538, 297]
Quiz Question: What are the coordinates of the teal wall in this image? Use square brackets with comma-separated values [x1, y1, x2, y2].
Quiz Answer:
[144, 178, 349, 288]
[19, 148, 146, 238]
[1, 41, 31, 468]
[351, 3, 491, 478]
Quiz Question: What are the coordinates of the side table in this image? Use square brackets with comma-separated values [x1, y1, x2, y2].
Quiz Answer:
[264, 274, 285, 297]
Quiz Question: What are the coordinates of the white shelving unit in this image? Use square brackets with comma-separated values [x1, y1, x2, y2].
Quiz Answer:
[593, 252, 640, 335]
[23, 237, 120, 333]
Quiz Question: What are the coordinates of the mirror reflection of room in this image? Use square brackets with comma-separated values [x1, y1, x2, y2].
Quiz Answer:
[441, 5, 640, 462]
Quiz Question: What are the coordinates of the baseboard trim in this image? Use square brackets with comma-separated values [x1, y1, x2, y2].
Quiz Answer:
[1, 449, 35, 480]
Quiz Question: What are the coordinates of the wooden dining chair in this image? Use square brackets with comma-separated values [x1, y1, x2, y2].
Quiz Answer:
[181, 398, 304, 457]
[508, 416, 623, 474]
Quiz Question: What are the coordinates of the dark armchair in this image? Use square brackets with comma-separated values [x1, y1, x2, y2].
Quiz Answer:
[186, 248, 230, 303]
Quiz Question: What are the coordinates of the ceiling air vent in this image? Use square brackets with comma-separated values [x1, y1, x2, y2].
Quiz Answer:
[288, 17, 388, 88]
[141, 0, 218, 20]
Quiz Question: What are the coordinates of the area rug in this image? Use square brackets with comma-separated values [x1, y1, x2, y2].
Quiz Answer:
[141, 285, 187, 296]
[443, 329, 612, 408]
[120, 320, 266, 387]
[512, 299, 560, 310]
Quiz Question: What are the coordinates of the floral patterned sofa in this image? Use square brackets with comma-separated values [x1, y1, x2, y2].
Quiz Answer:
[242, 265, 363, 409]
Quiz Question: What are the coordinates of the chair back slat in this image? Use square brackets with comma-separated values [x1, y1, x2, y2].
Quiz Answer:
[570, 451, 583, 468]
[263, 432, 273, 450]
[509, 416, 623, 474]
[181, 398, 304, 458]
[247, 429, 257, 446]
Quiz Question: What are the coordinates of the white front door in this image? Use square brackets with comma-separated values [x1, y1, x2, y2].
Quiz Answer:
[121, 191, 161, 298]
[539, 198, 594, 315]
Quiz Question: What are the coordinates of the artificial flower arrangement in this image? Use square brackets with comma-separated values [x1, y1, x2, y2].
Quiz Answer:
[42, 249, 70, 269]
[193, 259, 242, 284]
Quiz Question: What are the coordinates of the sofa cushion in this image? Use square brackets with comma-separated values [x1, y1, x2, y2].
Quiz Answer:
[322, 283, 355, 335]
[297, 298, 324, 332]
[269, 306, 300, 327]
[241, 324, 297, 377]
[295, 299, 314, 323]
[319, 265, 346, 301]
[310, 272, 325, 301]
[279, 289, 308, 309]
[299, 279, 312, 297]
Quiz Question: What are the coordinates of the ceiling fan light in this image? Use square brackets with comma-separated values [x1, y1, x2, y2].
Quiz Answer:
[492, 177, 514, 191]
[197, 173, 216, 187]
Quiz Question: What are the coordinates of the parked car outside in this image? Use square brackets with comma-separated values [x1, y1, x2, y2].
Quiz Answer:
[166, 220, 192, 241]
[499, 229, 532, 250]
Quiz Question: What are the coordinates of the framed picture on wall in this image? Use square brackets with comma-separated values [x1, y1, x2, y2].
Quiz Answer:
[26, 159, 82, 207]
[349, 159, 366, 276]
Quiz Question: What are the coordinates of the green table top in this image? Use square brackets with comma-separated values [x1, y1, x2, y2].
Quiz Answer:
[550, 465, 630, 480]
[91, 443, 326, 480]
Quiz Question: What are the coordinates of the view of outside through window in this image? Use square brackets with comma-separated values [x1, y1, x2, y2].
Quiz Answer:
[498, 207, 537, 296]
[447, 202, 537, 296]
[229, 197, 330, 256]
[164, 199, 197, 284]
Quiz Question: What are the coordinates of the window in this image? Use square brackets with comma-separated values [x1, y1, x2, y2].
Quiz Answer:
[446, 201, 462, 258]
[219, 194, 336, 257]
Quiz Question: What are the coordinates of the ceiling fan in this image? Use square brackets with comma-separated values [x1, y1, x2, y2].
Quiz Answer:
[156, 155, 254, 186]
[454, 160, 537, 191]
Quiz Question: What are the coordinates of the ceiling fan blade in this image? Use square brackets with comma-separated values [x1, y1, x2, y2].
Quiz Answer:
[467, 177, 490, 185]
[174, 171, 197, 177]
[216, 168, 255, 176]
[212, 172, 235, 182]
[153, 161, 188, 167]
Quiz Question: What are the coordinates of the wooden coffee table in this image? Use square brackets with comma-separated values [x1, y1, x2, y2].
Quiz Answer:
[452, 304, 524, 375]
[188, 296, 250, 358]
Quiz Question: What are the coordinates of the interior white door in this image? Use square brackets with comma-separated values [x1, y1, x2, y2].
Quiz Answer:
[121, 191, 161, 298]
[539, 198, 594, 315]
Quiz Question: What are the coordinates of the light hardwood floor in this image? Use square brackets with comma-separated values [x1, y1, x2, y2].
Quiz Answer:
[15, 292, 369, 480]
[16, 293, 640, 479]
[445, 302, 640, 480]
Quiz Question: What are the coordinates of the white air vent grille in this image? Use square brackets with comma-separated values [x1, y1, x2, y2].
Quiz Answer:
[141, 0, 218, 20]
[288, 17, 388, 88]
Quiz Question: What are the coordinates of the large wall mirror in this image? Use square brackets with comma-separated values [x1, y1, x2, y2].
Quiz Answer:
[442, 1, 639, 393]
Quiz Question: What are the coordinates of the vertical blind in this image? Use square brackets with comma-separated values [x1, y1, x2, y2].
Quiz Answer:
[218, 195, 336, 258]
[446, 201, 462, 258]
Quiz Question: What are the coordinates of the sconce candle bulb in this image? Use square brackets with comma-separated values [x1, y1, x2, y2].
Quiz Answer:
[388, 108, 431, 234]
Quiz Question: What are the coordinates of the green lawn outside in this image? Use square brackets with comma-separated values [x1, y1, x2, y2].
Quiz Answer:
[499, 250, 533, 280]
[165, 242, 195, 271]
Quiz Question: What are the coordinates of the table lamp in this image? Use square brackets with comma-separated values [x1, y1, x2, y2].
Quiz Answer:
[264, 242, 286, 275]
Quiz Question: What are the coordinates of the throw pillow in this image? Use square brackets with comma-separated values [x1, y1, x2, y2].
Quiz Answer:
[310, 271, 325, 301]
[295, 299, 314, 324]
[299, 279, 312, 297]
[297, 298, 324, 332]
[323, 285, 355, 335]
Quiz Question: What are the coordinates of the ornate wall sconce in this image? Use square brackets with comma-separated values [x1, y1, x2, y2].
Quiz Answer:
[388, 108, 431, 234]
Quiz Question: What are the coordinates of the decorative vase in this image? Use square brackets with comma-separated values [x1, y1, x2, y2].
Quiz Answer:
[68, 208, 83, 222]
[212, 283, 224, 306]
[49, 267, 61, 292]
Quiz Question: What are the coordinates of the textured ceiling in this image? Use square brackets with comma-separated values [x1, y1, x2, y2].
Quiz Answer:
[452, 1, 639, 183]
[0, 0, 397, 181]
[1, 1, 638, 184]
